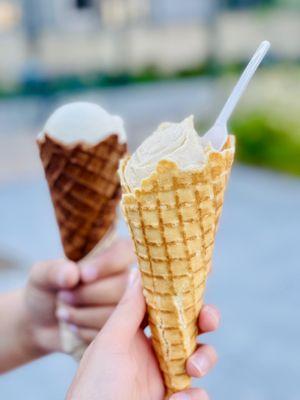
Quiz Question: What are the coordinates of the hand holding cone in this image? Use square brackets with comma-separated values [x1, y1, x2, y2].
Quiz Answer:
[37, 103, 127, 359]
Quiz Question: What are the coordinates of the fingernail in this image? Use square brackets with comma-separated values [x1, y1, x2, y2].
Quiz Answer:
[68, 324, 78, 334]
[190, 353, 210, 376]
[170, 394, 190, 400]
[57, 262, 75, 287]
[56, 307, 69, 321]
[81, 265, 98, 282]
[58, 291, 75, 305]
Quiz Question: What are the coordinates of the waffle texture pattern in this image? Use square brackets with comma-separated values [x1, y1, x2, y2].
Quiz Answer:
[120, 136, 235, 396]
[38, 133, 127, 261]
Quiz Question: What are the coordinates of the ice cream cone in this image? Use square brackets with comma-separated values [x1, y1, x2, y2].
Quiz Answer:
[119, 136, 235, 396]
[37, 102, 127, 360]
[38, 132, 126, 359]
[38, 133, 126, 262]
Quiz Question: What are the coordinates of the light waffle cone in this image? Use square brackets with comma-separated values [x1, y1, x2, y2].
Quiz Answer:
[204, 136, 236, 270]
[38, 133, 127, 262]
[119, 136, 235, 397]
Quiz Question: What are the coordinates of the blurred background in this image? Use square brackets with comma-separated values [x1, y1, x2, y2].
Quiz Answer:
[0, 0, 299, 399]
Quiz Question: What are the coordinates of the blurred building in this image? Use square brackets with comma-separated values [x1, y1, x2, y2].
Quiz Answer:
[0, 0, 214, 86]
[0, 0, 299, 87]
[20, 0, 213, 31]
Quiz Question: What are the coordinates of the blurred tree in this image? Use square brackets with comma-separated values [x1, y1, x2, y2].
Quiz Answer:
[75, 0, 93, 9]
[222, 0, 277, 8]
[276, 0, 300, 7]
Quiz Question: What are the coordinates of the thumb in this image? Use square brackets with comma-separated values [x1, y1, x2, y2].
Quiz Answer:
[100, 269, 146, 344]
[68, 270, 146, 395]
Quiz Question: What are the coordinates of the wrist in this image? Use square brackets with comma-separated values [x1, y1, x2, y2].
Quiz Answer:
[17, 289, 48, 359]
[0, 289, 46, 373]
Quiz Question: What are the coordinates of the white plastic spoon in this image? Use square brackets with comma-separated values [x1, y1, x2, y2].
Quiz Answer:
[203, 40, 271, 151]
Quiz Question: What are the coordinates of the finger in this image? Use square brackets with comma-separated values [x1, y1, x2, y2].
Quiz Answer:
[58, 271, 129, 306]
[77, 328, 98, 343]
[29, 259, 80, 291]
[56, 305, 114, 330]
[170, 388, 209, 400]
[80, 238, 136, 283]
[99, 269, 146, 345]
[186, 344, 218, 378]
[67, 325, 98, 344]
[198, 305, 220, 334]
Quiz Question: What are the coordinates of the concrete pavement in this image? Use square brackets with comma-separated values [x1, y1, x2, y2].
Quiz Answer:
[0, 165, 299, 399]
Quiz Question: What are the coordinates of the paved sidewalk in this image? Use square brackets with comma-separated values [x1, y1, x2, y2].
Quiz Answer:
[0, 165, 299, 399]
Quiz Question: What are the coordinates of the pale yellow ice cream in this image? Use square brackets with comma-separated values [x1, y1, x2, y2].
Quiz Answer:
[124, 115, 207, 191]
[38, 102, 126, 145]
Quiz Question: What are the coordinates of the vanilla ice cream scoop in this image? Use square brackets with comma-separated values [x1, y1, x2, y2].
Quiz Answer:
[124, 115, 207, 191]
[38, 102, 126, 145]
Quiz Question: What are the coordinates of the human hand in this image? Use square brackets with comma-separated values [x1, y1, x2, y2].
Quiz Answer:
[68, 270, 219, 400]
[24, 239, 135, 355]
[56, 239, 135, 345]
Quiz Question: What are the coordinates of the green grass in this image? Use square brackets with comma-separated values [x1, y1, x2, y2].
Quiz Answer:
[231, 110, 300, 176]
[0, 60, 261, 98]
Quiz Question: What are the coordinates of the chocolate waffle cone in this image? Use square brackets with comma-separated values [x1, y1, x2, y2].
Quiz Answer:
[38, 133, 126, 360]
[38, 133, 127, 262]
[119, 136, 235, 397]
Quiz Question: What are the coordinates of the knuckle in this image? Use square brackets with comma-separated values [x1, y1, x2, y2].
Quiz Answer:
[29, 260, 58, 285]
[30, 260, 50, 275]
[29, 262, 42, 280]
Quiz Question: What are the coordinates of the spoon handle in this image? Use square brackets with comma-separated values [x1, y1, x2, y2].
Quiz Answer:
[215, 40, 270, 126]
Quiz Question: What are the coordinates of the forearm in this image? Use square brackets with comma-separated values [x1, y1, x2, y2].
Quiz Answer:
[0, 289, 44, 373]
